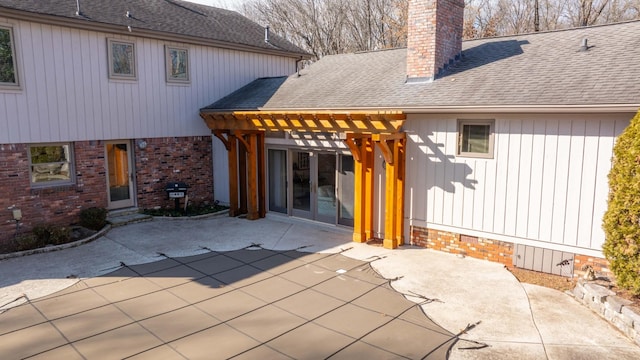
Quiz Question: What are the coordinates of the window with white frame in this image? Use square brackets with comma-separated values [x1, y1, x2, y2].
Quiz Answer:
[107, 38, 137, 80]
[29, 144, 74, 186]
[457, 119, 494, 158]
[0, 24, 19, 89]
[165, 45, 190, 83]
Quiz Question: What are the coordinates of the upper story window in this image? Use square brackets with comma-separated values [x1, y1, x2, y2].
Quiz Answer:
[29, 144, 75, 187]
[457, 119, 495, 158]
[0, 24, 19, 89]
[165, 45, 190, 84]
[107, 38, 137, 80]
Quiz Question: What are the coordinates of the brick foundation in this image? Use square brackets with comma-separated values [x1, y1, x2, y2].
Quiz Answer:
[411, 226, 514, 267]
[411, 225, 611, 275]
[0, 136, 213, 248]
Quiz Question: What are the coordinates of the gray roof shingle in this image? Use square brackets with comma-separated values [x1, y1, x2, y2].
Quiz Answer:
[0, 0, 308, 57]
[204, 20, 640, 110]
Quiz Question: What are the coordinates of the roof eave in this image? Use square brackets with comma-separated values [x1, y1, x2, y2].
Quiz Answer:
[241, 104, 640, 114]
[0, 7, 312, 60]
[401, 104, 640, 114]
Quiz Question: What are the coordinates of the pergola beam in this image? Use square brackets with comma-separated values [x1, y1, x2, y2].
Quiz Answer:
[201, 110, 405, 134]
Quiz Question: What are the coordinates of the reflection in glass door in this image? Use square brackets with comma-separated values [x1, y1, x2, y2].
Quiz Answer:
[338, 155, 354, 226]
[268, 149, 287, 213]
[106, 141, 135, 209]
[291, 150, 312, 218]
[316, 153, 337, 223]
[269, 149, 354, 227]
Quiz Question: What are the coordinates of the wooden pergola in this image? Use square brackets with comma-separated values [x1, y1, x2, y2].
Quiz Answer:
[200, 110, 407, 249]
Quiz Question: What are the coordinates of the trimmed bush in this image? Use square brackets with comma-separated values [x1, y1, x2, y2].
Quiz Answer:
[13, 233, 42, 251]
[32, 224, 52, 243]
[603, 110, 640, 295]
[32, 224, 72, 246]
[79, 207, 108, 231]
[49, 226, 72, 245]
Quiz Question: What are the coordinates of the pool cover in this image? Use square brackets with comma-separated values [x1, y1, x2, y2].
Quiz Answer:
[0, 248, 456, 359]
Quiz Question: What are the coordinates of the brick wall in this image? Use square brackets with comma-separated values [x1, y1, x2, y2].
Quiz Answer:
[0, 142, 107, 247]
[0, 136, 214, 248]
[406, 0, 464, 81]
[574, 254, 611, 279]
[135, 136, 213, 210]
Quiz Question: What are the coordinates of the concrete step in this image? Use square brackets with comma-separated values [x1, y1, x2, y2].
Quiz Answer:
[108, 208, 142, 218]
[107, 210, 153, 227]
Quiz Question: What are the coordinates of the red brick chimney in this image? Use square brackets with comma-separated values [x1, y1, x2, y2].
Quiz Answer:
[406, 0, 465, 83]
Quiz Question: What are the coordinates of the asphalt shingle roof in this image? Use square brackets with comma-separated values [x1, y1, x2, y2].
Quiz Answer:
[0, 0, 307, 56]
[204, 20, 640, 110]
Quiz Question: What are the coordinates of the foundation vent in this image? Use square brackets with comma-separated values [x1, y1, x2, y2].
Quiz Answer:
[513, 244, 574, 277]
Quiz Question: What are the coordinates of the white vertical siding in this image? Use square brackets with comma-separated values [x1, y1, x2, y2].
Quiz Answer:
[527, 120, 546, 239]
[406, 113, 631, 255]
[0, 19, 296, 143]
[492, 119, 510, 235]
[213, 139, 230, 204]
[504, 120, 521, 236]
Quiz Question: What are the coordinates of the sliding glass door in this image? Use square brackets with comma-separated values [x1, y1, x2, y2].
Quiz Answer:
[338, 155, 354, 226]
[266, 149, 354, 227]
[291, 150, 312, 218]
[315, 153, 337, 223]
[268, 149, 287, 213]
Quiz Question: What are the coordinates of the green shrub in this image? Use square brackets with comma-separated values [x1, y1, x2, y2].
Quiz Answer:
[13, 233, 43, 251]
[603, 110, 640, 295]
[32, 224, 52, 243]
[31, 224, 72, 246]
[49, 226, 72, 245]
[79, 207, 108, 231]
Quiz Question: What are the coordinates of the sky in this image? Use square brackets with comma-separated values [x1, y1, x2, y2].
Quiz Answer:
[183, 0, 245, 10]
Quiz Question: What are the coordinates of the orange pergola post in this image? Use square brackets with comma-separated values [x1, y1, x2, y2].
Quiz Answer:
[363, 137, 374, 241]
[257, 132, 266, 218]
[395, 137, 405, 247]
[215, 130, 266, 221]
[237, 136, 248, 215]
[246, 133, 259, 220]
[374, 133, 406, 249]
[346, 134, 365, 242]
[213, 130, 240, 217]
[345, 133, 374, 243]
[384, 141, 397, 249]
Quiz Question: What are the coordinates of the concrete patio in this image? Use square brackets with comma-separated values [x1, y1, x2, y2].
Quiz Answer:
[1, 215, 639, 359]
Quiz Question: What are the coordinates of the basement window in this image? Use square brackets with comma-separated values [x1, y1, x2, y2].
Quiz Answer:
[457, 119, 494, 158]
[28, 144, 75, 187]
